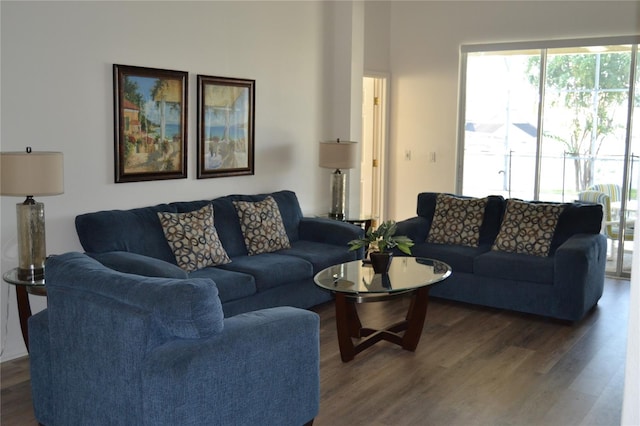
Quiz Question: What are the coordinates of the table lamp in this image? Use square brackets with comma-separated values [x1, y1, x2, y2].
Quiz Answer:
[1, 148, 64, 281]
[319, 138, 357, 219]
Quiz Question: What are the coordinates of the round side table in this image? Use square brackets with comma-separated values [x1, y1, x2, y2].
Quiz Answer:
[3, 268, 46, 352]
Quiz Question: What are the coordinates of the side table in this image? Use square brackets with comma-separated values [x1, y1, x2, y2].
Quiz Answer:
[318, 214, 375, 233]
[3, 268, 46, 352]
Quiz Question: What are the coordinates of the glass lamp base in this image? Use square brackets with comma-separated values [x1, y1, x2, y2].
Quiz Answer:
[329, 170, 347, 218]
[16, 200, 47, 282]
[17, 267, 44, 282]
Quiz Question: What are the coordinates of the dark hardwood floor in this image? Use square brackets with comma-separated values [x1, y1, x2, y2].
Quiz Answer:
[1, 278, 629, 425]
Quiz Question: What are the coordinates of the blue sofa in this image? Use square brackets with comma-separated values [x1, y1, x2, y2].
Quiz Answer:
[395, 192, 607, 321]
[29, 252, 320, 426]
[74, 190, 363, 317]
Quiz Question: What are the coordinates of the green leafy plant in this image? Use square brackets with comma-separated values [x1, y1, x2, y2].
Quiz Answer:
[348, 220, 414, 255]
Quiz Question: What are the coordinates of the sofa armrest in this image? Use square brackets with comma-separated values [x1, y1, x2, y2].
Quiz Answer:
[88, 251, 188, 279]
[395, 216, 430, 244]
[553, 233, 607, 321]
[298, 217, 364, 246]
[141, 307, 319, 426]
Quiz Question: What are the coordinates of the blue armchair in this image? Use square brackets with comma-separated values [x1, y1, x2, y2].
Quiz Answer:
[29, 252, 319, 426]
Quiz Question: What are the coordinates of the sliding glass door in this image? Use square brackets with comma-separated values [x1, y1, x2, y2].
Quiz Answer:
[459, 37, 640, 277]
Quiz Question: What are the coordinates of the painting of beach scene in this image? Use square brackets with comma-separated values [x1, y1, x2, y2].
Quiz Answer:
[113, 64, 188, 182]
[197, 75, 254, 178]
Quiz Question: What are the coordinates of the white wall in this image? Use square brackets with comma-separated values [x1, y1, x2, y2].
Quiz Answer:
[0, 1, 362, 361]
[387, 0, 640, 220]
[364, 0, 391, 74]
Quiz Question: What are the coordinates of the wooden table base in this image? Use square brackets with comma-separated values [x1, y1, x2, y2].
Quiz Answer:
[15, 286, 32, 352]
[334, 287, 430, 362]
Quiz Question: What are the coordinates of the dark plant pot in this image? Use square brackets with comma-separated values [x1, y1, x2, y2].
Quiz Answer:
[370, 252, 392, 274]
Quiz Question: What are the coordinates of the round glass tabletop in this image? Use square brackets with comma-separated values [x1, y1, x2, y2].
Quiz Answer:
[3, 268, 46, 296]
[314, 257, 451, 295]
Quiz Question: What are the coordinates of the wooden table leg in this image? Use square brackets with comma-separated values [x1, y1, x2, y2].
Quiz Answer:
[335, 293, 359, 362]
[401, 287, 429, 351]
[15, 286, 32, 352]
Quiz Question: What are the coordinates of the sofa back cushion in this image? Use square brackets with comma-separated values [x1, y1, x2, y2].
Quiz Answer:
[76, 190, 304, 261]
[416, 193, 603, 255]
[45, 252, 225, 341]
[417, 192, 505, 246]
[75, 203, 178, 264]
[494, 199, 603, 256]
[174, 191, 303, 257]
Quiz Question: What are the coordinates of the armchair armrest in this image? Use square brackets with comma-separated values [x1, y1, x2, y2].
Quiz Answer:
[142, 307, 320, 426]
[553, 233, 606, 321]
[88, 251, 188, 279]
[298, 217, 364, 246]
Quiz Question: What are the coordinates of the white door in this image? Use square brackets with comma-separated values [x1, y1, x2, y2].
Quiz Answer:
[361, 76, 388, 226]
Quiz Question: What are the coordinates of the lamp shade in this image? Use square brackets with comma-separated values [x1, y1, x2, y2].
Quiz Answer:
[319, 139, 358, 170]
[1, 151, 64, 196]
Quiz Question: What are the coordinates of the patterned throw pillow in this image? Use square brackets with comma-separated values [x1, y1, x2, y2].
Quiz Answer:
[427, 194, 487, 247]
[157, 204, 231, 272]
[492, 199, 566, 257]
[233, 196, 291, 255]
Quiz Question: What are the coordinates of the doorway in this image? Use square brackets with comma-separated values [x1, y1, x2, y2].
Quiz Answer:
[361, 75, 388, 226]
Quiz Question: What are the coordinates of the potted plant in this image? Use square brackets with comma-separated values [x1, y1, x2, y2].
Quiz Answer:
[348, 221, 414, 273]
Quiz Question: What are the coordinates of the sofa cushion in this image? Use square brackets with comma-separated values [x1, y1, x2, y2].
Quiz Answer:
[279, 240, 359, 273]
[158, 204, 231, 272]
[188, 267, 257, 304]
[409, 242, 490, 274]
[427, 194, 487, 247]
[492, 199, 566, 257]
[218, 253, 312, 292]
[474, 250, 554, 284]
[233, 196, 291, 255]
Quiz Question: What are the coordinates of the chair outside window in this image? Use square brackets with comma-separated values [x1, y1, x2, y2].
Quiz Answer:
[588, 183, 622, 203]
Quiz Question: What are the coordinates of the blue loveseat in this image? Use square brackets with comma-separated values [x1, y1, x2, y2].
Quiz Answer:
[74, 190, 363, 317]
[395, 192, 607, 322]
[29, 252, 320, 426]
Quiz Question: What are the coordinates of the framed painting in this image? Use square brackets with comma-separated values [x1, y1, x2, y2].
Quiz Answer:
[113, 64, 188, 183]
[197, 75, 255, 178]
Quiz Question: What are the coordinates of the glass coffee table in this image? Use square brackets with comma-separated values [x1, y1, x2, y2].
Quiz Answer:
[314, 257, 451, 362]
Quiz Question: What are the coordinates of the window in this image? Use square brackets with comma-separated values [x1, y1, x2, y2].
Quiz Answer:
[457, 36, 640, 277]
